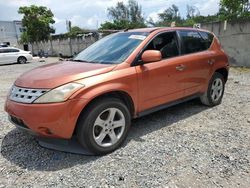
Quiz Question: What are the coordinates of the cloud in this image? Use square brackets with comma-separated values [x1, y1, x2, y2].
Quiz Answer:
[196, 0, 220, 16]
[0, 0, 220, 33]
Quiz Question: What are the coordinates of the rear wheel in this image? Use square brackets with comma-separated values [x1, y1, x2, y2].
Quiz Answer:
[18, 56, 27, 64]
[76, 98, 131, 155]
[200, 72, 225, 106]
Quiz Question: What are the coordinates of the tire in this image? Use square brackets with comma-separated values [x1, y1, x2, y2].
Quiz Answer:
[76, 98, 131, 155]
[200, 72, 225, 106]
[18, 56, 27, 64]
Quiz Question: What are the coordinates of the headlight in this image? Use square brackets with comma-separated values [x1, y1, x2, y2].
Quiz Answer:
[33, 83, 84, 103]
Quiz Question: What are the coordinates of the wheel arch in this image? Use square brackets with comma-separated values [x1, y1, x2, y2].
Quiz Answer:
[215, 67, 228, 82]
[73, 90, 135, 136]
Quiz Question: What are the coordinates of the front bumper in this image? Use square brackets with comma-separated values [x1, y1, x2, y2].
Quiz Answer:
[5, 98, 88, 139]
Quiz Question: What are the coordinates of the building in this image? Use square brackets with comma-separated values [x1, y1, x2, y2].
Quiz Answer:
[0, 20, 25, 47]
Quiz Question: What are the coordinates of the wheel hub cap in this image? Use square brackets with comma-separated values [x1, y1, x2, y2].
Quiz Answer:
[211, 78, 223, 102]
[93, 108, 125, 147]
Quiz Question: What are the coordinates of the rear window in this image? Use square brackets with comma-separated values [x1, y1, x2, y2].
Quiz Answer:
[179, 30, 211, 55]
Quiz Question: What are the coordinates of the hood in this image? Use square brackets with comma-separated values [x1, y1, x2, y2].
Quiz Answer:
[15, 61, 115, 88]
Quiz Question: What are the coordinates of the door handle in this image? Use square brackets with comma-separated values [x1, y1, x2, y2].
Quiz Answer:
[176, 64, 186, 71]
[208, 59, 215, 65]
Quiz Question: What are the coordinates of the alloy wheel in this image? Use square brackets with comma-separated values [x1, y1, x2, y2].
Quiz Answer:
[210, 78, 223, 102]
[93, 108, 125, 147]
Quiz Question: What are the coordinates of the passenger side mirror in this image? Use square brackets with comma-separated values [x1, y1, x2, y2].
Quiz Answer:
[141, 50, 162, 64]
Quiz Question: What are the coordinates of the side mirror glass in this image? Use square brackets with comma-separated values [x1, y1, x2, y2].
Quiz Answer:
[141, 50, 162, 64]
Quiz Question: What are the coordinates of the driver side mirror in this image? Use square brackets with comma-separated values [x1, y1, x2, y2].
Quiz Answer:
[141, 50, 162, 64]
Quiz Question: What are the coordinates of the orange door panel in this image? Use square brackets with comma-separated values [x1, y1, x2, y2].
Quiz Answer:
[136, 58, 186, 112]
[177, 51, 213, 96]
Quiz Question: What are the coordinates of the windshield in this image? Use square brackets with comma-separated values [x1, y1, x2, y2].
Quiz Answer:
[73, 32, 149, 64]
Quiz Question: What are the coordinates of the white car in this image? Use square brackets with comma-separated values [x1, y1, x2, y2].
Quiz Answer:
[0, 47, 33, 65]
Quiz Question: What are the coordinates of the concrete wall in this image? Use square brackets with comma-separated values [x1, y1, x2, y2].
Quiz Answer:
[201, 20, 250, 67]
[30, 35, 97, 56]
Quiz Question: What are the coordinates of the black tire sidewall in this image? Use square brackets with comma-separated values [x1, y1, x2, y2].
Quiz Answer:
[77, 98, 131, 155]
[207, 72, 225, 106]
[18, 57, 27, 64]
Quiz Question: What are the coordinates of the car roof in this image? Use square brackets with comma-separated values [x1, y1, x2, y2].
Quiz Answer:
[0, 47, 18, 49]
[127, 27, 212, 34]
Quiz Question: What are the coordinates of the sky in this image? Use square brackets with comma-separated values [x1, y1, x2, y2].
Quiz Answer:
[0, 0, 220, 34]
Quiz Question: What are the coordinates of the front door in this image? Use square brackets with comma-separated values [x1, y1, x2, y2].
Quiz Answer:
[135, 31, 186, 112]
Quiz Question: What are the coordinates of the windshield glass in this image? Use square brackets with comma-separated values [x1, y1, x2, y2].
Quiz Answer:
[73, 32, 149, 64]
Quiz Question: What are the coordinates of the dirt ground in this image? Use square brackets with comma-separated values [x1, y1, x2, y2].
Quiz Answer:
[0, 58, 249, 187]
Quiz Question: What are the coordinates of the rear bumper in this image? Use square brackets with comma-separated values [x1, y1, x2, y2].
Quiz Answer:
[5, 98, 88, 139]
[26, 54, 33, 61]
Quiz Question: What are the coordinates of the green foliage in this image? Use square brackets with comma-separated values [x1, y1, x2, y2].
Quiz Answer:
[100, 20, 146, 30]
[149, 4, 227, 27]
[219, 0, 250, 20]
[66, 26, 90, 37]
[149, 4, 182, 27]
[18, 5, 55, 43]
[100, 0, 146, 30]
[19, 32, 29, 44]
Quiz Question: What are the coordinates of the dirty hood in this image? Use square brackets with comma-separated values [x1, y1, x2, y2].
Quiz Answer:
[15, 61, 115, 88]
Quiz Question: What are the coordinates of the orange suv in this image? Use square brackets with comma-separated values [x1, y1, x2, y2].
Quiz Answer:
[5, 27, 229, 155]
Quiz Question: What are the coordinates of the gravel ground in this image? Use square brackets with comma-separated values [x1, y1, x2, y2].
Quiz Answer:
[0, 58, 249, 187]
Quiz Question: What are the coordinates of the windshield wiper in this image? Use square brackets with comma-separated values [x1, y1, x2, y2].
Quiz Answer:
[72, 59, 100, 64]
[72, 59, 86, 62]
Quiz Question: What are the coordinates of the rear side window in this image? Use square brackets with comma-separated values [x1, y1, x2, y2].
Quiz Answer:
[179, 30, 208, 55]
[199, 31, 214, 49]
[10, 49, 19, 52]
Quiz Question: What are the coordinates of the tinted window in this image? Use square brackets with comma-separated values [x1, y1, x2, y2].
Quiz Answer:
[144, 32, 179, 59]
[10, 49, 19, 52]
[179, 30, 207, 54]
[0, 48, 11, 53]
[199, 31, 214, 49]
[74, 32, 149, 64]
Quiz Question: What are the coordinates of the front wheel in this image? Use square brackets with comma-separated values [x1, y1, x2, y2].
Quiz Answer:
[200, 72, 225, 106]
[76, 98, 131, 155]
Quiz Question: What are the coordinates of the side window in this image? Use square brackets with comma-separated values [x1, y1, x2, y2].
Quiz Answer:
[199, 31, 214, 49]
[10, 49, 19, 52]
[179, 30, 207, 54]
[1, 49, 11, 53]
[144, 32, 179, 59]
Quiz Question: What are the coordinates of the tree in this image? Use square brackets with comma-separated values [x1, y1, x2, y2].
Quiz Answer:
[66, 26, 90, 37]
[153, 4, 182, 26]
[219, 0, 250, 20]
[186, 5, 200, 19]
[100, 0, 146, 30]
[18, 5, 55, 43]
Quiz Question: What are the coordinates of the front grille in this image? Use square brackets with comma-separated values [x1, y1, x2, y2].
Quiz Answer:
[9, 85, 48, 103]
[10, 115, 29, 129]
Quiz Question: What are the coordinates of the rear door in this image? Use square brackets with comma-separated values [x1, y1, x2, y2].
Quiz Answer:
[177, 30, 214, 96]
[5, 48, 20, 63]
[0, 48, 9, 64]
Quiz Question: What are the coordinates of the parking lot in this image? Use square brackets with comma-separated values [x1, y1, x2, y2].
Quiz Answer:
[0, 58, 249, 187]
